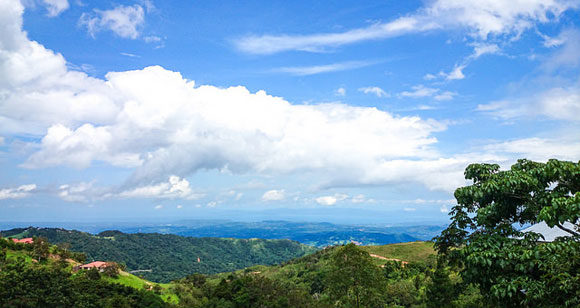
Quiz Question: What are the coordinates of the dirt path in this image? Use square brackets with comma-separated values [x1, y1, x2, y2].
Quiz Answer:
[369, 254, 409, 265]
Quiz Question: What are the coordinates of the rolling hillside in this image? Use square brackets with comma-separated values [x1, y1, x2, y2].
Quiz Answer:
[1, 227, 317, 283]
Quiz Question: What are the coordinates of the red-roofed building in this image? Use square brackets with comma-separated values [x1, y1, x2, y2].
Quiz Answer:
[11, 238, 34, 244]
[78, 261, 111, 270]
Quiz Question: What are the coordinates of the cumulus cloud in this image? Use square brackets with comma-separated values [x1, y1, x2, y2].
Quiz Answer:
[58, 182, 100, 202]
[315, 193, 348, 206]
[79, 4, 145, 39]
[154, 204, 163, 210]
[358, 86, 389, 98]
[119, 176, 202, 200]
[42, 0, 69, 17]
[0, 184, 36, 200]
[0, 0, 516, 195]
[234, 0, 577, 54]
[262, 189, 286, 201]
[23, 124, 142, 169]
[335, 87, 346, 96]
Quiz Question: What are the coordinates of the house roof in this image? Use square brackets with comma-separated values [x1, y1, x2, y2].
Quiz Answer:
[521, 221, 576, 242]
[11, 238, 34, 244]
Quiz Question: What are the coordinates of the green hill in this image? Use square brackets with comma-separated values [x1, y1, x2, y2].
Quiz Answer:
[359, 241, 436, 265]
[1, 227, 317, 283]
[0, 237, 171, 307]
[167, 242, 474, 307]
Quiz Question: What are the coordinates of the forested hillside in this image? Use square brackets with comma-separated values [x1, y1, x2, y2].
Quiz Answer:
[0, 227, 317, 283]
[0, 237, 170, 307]
[168, 242, 484, 307]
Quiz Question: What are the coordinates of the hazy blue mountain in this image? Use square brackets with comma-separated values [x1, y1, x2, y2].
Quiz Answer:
[0, 220, 445, 247]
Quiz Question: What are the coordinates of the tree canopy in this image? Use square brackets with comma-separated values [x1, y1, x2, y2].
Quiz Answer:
[435, 159, 580, 307]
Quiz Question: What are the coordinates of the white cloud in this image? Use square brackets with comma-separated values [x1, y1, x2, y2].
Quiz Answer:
[261, 189, 285, 201]
[471, 43, 500, 59]
[440, 64, 466, 80]
[335, 87, 346, 96]
[538, 31, 566, 47]
[79, 4, 145, 39]
[0, 136, 4, 146]
[440, 205, 449, 213]
[42, 0, 69, 17]
[23, 124, 142, 169]
[58, 182, 98, 202]
[434, 91, 457, 101]
[404, 207, 416, 212]
[423, 73, 437, 80]
[315, 193, 348, 206]
[358, 86, 389, 98]
[119, 176, 203, 200]
[483, 137, 580, 162]
[234, 0, 577, 54]
[120, 52, 139, 58]
[430, 43, 500, 82]
[154, 204, 163, 210]
[402, 198, 456, 205]
[542, 29, 580, 70]
[351, 194, 366, 203]
[477, 86, 580, 122]
[176, 204, 182, 209]
[0, 184, 36, 200]
[399, 85, 457, 101]
[144, 35, 161, 43]
[399, 85, 439, 98]
[0, 0, 505, 195]
[274, 61, 375, 76]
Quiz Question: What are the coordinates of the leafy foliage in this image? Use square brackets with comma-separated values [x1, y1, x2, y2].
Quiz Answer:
[0, 238, 168, 308]
[435, 159, 580, 307]
[325, 243, 384, 308]
[168, 242, 485, 307]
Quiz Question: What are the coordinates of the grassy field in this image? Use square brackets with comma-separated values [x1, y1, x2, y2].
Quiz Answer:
[360, 241, 436, 264]
[104, 271, 179, 304]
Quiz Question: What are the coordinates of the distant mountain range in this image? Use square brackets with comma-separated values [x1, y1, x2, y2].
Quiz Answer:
[0, 220, 446, 247]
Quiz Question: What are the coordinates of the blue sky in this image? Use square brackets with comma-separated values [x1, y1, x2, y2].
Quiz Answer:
[1, 0, 579, 224]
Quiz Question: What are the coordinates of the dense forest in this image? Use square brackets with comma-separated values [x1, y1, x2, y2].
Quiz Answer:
[0, 228, 316, 283]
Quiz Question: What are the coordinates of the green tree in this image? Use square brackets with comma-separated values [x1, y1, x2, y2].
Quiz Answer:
[426, 261, 456, 308]
[31, 236, 50, 262]
[435, 159, 580, 307]
[325, 243, 384, 308]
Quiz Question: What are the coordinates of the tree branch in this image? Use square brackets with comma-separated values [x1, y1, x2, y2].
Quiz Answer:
[556, 223, 580, 237]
